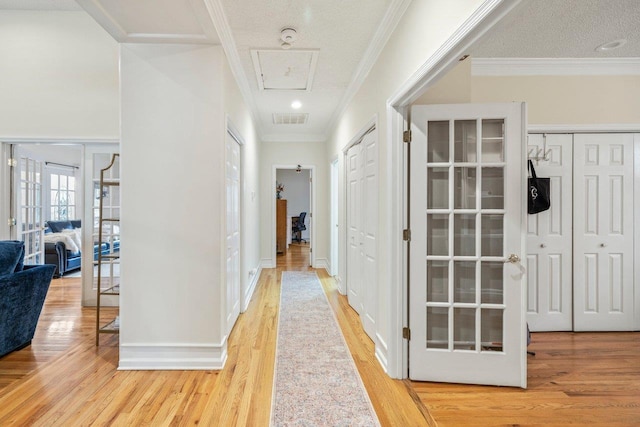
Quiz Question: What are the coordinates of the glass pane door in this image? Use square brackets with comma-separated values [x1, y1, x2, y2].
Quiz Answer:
[15, 151, 44, 265]
[425, 118, 506, 352]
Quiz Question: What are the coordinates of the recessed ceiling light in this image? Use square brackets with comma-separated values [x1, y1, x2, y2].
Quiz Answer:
[291, 100, 302, 109]
[595, 39, 627, 52]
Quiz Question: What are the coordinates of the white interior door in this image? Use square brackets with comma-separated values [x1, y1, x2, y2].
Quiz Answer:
[346, 144, 363, 315]
[226, 132, 241, 331]
[330, 159, 339, 277]
[526, 134, 573, 331]
[573, 134, 634, 331]
[409, 103, 527, 388]
[361, 131, 378, 340]
[12, 146, 44, 264]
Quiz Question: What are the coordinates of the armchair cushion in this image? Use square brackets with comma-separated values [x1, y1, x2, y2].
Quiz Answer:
[0, 241, 24, 277]
[46, 220, 73, 233]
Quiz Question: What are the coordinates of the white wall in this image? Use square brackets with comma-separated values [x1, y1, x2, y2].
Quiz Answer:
[260, 141, 328, 268]
[327, 0, 486, 377]
[0, 11, 119, 140]
[276, 169, 311, 240]
[119, 44, 227, 369]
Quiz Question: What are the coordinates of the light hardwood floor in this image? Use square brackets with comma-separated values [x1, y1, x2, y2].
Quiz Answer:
[0, 245, 638, 426]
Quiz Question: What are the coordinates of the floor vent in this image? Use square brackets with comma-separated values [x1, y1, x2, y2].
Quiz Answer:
[273, 113, 309, 125]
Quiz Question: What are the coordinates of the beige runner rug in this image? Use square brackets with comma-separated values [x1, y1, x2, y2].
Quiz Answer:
[271, 271, 380, 426]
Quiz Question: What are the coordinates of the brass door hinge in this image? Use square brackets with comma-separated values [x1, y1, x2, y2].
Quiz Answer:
[403, 327, 411, 340]
[403, 229, 411, 242]
[403, 130, 412, 143]
[7, 217, 16, 226]
[7, 158, 17, 167]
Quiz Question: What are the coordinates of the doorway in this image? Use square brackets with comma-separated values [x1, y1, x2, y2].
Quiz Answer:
[273, 165, 315, 267]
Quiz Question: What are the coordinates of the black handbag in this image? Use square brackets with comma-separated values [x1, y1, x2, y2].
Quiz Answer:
[528, 160, 550, 214]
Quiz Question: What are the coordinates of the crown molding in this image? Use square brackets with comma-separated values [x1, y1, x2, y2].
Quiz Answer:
[528, 124, 640, 133]
[472, 57, 640, 76]
[204, 0, 266, 138]
[324, 0, 412, 139]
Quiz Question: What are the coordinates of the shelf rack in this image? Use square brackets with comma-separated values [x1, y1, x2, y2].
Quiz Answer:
[96, 153, 120, 345]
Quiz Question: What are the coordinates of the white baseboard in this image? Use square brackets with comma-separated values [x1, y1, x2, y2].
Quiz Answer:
[334, 275, 345, 295]
[261, 258, 275, 269]
[314, 258, 330, 272]
[242, 263, 263, 312]
[119, 342, 227, 370]
[374, 332, 389, 374]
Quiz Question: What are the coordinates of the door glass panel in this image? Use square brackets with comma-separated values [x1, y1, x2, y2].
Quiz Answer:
[481, 119, 504, 162]
[481, 309, 503, 352]
[481, 262, 504, 304]
[454, 214, 475, 256]
[454, 167, 476, 209]
[454, 308, 475, 350]
[427, 260, 448, 303]
[481, 167, 504, 209]
[427, 214, 448, 256]
[427, 307, 448, 349]
[481, 214, 503, 257]
[454, 120, 477, 162]
[428, 121, 449, 162]
[427, 167, 448, 209]
[454, 261, 475, 303]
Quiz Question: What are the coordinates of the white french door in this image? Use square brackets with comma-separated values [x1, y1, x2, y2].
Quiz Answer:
[409, 103, 527, 388]
[225, 131, 241, 332]
[526, 134, 573, 331]
[345, 130, 378, 341]
[573, 134, 634, 331]
[12, 146, 45, 265]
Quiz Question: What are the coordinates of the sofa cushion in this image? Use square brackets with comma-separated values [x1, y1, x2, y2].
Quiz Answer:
[46, 220, 73, 233]
[70, 219, 81, 229]
[0, 240, 24, 277]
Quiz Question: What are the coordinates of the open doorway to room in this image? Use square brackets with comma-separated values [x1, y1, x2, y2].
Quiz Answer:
[274, 165, 314, 268]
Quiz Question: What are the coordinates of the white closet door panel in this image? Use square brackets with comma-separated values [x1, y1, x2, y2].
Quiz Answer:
[574, 134, 634, 331]
[346, 144, 362, 315]
[225, 133, 241, 332]
[526, 134, 573, 331]
[361, 132, 378, 340]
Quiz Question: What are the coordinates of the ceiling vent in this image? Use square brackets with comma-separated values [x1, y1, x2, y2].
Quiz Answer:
[251, 49, 319, 91]
[273, 113, 309, 125]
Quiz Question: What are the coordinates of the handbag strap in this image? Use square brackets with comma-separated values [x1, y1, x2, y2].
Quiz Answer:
[528, 159, 538, 180]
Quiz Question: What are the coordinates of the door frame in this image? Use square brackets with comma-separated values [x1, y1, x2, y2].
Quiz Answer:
[330, 157, 339, 278]
[383, 1, 525, 378]
[271, 164, 316, 267]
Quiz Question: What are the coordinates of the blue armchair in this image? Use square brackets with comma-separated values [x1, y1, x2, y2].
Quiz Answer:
[0, 241, 55, 358]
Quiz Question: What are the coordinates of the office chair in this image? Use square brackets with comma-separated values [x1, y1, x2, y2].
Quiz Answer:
[292, 212, 307, 243]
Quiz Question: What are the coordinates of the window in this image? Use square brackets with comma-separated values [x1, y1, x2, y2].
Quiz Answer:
[49, 172, 76, 221]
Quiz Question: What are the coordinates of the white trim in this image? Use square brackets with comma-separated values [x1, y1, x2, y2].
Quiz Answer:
[528, 124, 640, 134]
[271, 164, 317, 268]
[385, 0, 524, 379]
[261, 258, 275, 269]
[634, 133, 640, 330]
[250, 49, 319, 92]
[0, 137, 118, 145]
[472, 58, 640, 76]
[326, 0, 411, 139]
[204, 0, 265, 136]
[314, 258, 330, 273]
[243, 264, 262, 313]
[374, 332, 389, 374]
[118, 342, 227, 370]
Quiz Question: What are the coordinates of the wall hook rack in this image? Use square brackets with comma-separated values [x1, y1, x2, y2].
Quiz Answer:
[528, 133, 551, 164]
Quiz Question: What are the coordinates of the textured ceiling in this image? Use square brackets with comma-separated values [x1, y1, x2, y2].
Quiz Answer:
[0, 0, 81, 10]
[472, 0, 640, 58]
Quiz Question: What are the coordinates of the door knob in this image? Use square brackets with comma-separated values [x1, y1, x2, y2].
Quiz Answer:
[540, 243, 546, 248]
[504, 254, 520, 264]
[600, 243, 607, 247]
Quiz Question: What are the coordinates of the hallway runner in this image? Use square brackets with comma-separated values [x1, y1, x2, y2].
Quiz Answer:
[271, 271, 380, 426]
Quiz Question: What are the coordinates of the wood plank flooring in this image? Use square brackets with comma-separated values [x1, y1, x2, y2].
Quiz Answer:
[0, 245, 638, 426]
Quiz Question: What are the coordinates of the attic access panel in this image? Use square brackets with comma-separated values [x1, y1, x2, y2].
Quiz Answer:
[251, 49, 319, 91]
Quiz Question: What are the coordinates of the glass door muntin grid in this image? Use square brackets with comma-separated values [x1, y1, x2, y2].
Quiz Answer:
[425, 118, 507, 353]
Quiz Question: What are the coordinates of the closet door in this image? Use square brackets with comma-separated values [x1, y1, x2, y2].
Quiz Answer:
[346, 144, 363, 315]
[574, 134, 634, 331]
[526, 134, 573, 331]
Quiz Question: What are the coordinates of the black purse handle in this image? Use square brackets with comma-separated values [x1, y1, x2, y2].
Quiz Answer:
[528, 159, 538, 181]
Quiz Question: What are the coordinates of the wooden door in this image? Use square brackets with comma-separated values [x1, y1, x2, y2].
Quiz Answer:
[409, 103, 527, 387]
[526, 134, 573, 331]
[573, 134, 634, 331]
